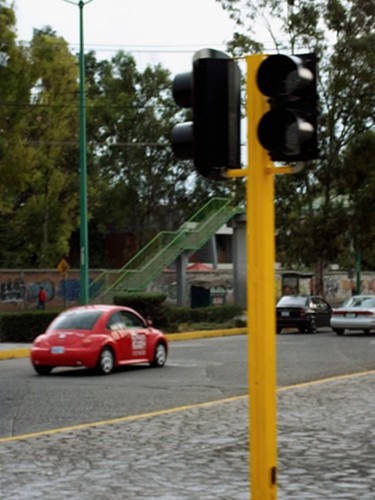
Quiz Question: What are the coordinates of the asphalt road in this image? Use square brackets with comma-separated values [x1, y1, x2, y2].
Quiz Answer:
[1, 329, 375, 438]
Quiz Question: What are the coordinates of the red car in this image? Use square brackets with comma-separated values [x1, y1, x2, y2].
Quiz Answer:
[31, 305, 168, 375]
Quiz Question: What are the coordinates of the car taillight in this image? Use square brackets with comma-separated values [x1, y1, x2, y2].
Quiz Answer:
[33, 335, 47, 346]
[356, 311, 375, 316]
[333, 310, 375, 316]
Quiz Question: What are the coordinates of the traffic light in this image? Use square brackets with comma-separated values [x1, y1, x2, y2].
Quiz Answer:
[171, 49, 241, 180]
[256, 53, 319, 162]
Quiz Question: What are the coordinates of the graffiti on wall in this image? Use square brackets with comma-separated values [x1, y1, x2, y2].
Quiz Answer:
[1, 271, 375, 310]
[0, 279, 26, 303]
[0, 279, 55, 306]
[324, 276, 339, 298]
[57, 279, 80, 302]
[0, 276, 104, 308]
[0, 280, 55, 304]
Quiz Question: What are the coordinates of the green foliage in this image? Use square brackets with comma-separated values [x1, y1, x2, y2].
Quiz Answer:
[1, 0, 374, 281]
[167, 304, 243, 326]
[113, 292, 169, 328]
[337, 131, 375, 269]
[0, 303, 243, 341]
[0, 18, 79, 267]
[113, 293, 243, 332]
[217, 0, 375, 284]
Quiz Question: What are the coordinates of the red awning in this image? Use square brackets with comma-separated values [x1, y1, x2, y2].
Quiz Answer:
[186, 263, 213, 272]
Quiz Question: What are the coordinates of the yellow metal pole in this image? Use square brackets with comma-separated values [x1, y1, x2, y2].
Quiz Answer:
[226, 54, 278, 499]
[247, 54, 277, 499]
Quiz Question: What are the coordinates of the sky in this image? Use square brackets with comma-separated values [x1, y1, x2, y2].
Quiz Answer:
[12, 0, 239, 75]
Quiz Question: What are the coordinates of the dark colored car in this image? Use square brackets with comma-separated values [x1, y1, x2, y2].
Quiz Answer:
[276, 295, 332, 334]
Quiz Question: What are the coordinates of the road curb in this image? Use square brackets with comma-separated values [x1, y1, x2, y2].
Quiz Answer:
[167, 327, 246, 341]
[0, 348, 31, 360]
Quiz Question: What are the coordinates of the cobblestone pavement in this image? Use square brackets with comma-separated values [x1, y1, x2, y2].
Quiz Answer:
[1, 372, 374, 499]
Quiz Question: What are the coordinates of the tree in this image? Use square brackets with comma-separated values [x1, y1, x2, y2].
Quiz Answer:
[0, 11, 81, 267]
[217, 0, 375, 292]
[0, 1, 35, 265]
[84, 50, 236, 266]
[2, 0, 237, 269]
[15, 28, 80, 267]
[337, 131, 375, 271]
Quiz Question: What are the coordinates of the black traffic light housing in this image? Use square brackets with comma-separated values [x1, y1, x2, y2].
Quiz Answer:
[171, 49, 241, 180]
[256, 53, 319, 162]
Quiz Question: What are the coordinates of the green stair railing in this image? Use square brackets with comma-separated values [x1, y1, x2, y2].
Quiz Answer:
[89, 197, 243, 302]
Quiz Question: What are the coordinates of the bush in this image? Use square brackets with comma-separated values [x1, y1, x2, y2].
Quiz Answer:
[0, 299, 245, 341]
[113, 294, 243, 332]
[113, 292, 170, 328]
[0, 311, 60, 343]
[168, 304, 243, 325]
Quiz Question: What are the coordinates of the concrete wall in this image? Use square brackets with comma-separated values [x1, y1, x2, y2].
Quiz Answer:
[0, 268, 374, 312]
[0, 269, 102, 312]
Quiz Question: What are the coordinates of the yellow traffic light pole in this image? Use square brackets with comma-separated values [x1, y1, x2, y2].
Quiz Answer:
[228, 54, 279, 499]
[246, 53, 278, 500]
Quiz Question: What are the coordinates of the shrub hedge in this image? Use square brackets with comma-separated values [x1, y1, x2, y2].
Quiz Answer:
[0, 293, 245, 342]
[0, 311, 60, 342]
[113, 292, 169, 327]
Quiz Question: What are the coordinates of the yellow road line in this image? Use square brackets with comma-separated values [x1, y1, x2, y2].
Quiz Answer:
[277, 369, 375, 391]
[1, 369, 374, 444]
[0, 394, 246, 443]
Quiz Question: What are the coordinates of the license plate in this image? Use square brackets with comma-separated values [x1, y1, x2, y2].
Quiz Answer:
[345, 313, 356, 318]
[51, 346, 65, 354]
[281, 311, 290, 317]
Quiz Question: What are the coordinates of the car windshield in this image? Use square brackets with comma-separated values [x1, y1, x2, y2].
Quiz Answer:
[343, 296, 375, 309]
[51, 311, 102, 330]
[277, 296, 307, 307]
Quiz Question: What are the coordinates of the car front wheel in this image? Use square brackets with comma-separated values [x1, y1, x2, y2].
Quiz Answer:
[334, 329, 344, 336]
[97, 347, 114, 375]
[150, 343, 167, 367]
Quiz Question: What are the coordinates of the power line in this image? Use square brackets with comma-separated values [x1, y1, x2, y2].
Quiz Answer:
[3, 38, 229, 54]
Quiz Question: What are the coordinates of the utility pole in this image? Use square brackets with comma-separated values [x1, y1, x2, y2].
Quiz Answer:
[62, 0, 95, 304]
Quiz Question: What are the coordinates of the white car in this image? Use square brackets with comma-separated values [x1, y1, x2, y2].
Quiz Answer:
[330, 295, 375, 335]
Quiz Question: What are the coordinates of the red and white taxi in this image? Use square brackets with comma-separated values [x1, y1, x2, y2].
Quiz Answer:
[31, 305, 168, 375]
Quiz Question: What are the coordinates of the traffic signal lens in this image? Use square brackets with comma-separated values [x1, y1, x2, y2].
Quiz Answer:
[172, 72, 193, 108]
[256, 53, 319, 161]
[257, 54, 313, 98]
[258, 109, 314, 156]
[171, 122, 193, 159]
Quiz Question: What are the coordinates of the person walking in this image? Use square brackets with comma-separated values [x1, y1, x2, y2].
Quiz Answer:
[37, 286, 47, 310]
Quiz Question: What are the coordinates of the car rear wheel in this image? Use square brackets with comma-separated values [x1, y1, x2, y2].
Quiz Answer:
[97, 347, 114, 375]
[306, 320, 317, 334]
[150, 343, 167, 367]
[334, 329, 344, 336]
[34, 365, 53, 375]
